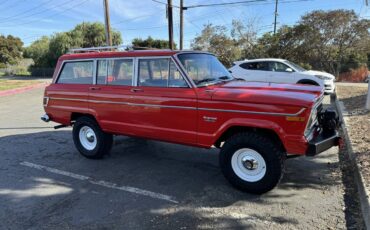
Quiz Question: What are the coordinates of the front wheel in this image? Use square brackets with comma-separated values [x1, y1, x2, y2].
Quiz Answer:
[73, 116, 113, 159]
[219, 132, 285, 194]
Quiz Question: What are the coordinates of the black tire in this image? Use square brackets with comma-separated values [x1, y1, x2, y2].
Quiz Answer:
[72, 116, 113, 159]
[219, 132, 285, 194]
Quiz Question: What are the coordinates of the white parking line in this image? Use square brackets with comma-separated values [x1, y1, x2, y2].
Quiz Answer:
[20, 161, 178, 204]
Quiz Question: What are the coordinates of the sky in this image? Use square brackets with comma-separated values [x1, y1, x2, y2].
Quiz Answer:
[0, 0, 369, 49]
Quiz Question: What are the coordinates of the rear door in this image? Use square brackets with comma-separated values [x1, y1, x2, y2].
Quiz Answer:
[128, 57, 197, 144]
[239, 61, 268, 82]
[88, 57, 136, 133]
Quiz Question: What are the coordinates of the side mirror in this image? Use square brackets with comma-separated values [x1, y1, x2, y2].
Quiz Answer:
[285, 68, 293, 72]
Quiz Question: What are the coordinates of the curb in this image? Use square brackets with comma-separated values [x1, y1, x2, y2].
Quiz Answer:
[335, 95, 370, 229]
[0, 82, 47, 97]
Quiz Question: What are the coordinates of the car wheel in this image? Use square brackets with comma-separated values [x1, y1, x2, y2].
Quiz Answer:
[73, 116, 113, 159]
[219, 132, 285, 194]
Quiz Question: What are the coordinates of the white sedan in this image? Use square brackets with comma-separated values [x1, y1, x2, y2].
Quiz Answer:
[229, 58, 335, 94]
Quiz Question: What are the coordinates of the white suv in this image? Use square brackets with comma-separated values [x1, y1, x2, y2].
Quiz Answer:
[229, 58, 335, 94]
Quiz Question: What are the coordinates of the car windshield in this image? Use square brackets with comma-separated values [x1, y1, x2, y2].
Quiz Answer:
[177, 53, 233, 86]
[286, 60, 306, 72]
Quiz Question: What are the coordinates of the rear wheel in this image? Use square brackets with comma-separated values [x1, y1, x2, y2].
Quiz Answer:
[219, 132, 285, 194]
[73, 116, 113, 159]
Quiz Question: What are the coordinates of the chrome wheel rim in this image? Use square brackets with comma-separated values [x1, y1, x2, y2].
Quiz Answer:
[231, 148, 266, 182]
[79, 126, 97, 150]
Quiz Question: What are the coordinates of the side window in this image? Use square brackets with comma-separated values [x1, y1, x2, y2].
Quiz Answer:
[240, 62, 256, 70]
[97, 59, 133, 86]
[268, 62, 291, 72]
[240, 62, 268, 71]
[138, 58, 187, 88]
[57, 61, 93, 84]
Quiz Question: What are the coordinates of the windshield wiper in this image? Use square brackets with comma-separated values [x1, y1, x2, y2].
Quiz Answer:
[218, 76, 231, 80]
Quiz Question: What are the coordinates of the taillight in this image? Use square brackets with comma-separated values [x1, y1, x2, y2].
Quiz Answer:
[43, 97, 49, 106]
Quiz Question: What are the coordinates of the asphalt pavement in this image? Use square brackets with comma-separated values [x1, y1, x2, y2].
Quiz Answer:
[0, 87, 358, 229]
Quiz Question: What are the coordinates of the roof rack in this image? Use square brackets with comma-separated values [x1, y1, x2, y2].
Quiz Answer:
[69, 45, 130, 54]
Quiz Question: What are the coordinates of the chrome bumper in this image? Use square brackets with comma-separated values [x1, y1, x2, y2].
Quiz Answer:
[41, 114, 50, 122]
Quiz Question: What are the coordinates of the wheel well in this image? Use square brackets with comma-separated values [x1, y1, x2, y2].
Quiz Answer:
[297, 79, 319, 86]
[70, 113, 97, 124]
[215, 126, 285, 152]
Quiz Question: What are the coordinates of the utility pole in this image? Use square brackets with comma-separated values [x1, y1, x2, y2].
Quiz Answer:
[167, 0, 174, 50]
[179, 0, 184, 50]
[273, 0, 278, 34]
[103, 0, 112, 47]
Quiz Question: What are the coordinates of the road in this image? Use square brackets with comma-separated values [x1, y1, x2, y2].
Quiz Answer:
[0, 87, 356, 229]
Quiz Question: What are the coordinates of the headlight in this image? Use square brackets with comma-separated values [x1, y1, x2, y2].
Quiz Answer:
[315, 75, 332, 80]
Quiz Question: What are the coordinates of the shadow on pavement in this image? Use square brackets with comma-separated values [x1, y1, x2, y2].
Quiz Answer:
[0, 130, 346, 229]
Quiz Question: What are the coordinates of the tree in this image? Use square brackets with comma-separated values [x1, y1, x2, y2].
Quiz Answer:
[297, 10, 370, 74]
[23, 36, 50, 67]
[191, 24, 241, 67]
[131, 36, 176, 49]
[0, 35, 23, 67]
[25, 22, 123, 68]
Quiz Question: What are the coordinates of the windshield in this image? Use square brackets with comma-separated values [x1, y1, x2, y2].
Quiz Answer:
[177, 53, 233, 86]
[285, 60, 306, 72]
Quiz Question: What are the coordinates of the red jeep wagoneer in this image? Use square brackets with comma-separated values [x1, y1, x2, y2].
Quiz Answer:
[41, 48, 340, 194]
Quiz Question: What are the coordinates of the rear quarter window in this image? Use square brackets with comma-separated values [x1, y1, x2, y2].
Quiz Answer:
[57, 61, 93, 84]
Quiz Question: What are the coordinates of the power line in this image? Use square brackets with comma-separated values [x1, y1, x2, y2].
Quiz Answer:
[0, 0, 76, 24]
[185, 0, 268, 9]
[0, 0, 55, 21]
[0, 0, 91, 28]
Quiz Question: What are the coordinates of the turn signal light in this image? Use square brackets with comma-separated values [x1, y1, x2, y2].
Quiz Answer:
[286, 116, 305, 122]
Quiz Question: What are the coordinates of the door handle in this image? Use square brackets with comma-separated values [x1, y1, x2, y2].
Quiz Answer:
[130, 88, 143, 93]
[89, 87, 101, 91]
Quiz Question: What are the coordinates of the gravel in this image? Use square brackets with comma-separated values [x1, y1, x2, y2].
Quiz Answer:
[336, 85, 370, 193]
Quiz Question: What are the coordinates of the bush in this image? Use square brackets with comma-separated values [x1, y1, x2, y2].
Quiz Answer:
[337, 66, 369, 82]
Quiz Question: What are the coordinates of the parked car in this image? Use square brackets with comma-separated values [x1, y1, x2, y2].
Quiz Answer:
[41, 49, 340, 194]
[229, 58, 336, 94]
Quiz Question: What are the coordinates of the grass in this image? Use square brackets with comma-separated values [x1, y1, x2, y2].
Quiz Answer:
[0, 78, 41, 91]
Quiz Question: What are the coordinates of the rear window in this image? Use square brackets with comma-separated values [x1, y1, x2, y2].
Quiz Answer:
[57, 61, 93, 84]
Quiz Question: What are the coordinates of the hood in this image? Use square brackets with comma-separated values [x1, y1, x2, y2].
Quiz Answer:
[211, 81, 323, 107]
[304, 70, 335, 80]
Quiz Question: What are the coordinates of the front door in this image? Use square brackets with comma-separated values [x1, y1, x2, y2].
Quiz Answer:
[129, 57, 197, 145]
[266, 61, 296, 84]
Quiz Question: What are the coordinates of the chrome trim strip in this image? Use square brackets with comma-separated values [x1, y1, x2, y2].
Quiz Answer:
[49, 97, 306, 116]
[93, 59, 97, 85]
[198, 107, 306, 116]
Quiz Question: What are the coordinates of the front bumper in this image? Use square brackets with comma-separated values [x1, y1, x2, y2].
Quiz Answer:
[323, 80, 335, 94]
[306, 131, 341, 156]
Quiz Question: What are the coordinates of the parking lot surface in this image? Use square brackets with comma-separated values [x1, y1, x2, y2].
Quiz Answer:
[0, 88, 349, 229]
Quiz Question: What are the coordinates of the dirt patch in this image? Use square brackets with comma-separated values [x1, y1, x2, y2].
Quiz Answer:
[337, 85, 370, 191]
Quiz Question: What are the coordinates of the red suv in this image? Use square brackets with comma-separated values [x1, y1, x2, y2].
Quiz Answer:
[42, 49, 340, 194]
